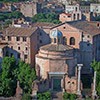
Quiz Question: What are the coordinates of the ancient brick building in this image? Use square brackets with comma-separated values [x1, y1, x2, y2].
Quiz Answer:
[35, 29, 82, 94]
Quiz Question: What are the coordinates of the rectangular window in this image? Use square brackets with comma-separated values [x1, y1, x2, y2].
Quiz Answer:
[2, 36, 5, 40]
[25, 47, 28, 51]
[16, 37, 20, 41]
[8, 36, 11, 41]
[40, 40, 42, 43]
[11, 46, 13, 49]
[23, 37, 27, 42]
[18, 46, 20, 50]
[24, 55, 28, 59]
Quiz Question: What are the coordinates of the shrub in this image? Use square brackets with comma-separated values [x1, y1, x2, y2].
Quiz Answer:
[63, 92, 77, 100]
[37, 91, 51, 100]
[22, 93, 31, 100]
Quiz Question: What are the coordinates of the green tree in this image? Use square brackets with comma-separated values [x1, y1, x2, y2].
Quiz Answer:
[15, 60, 36, 93]
[22, 93, 31, 100]
[63, 92, 70, 100]
[11, 11, 23, 19]
[0, 56, 36, 97]
[32, 13, 61, 24]
[37, 91, 51, 100]
[0, 56, 17, 97]
[91, 60, 100, 96]
[63, 92, 77, 100]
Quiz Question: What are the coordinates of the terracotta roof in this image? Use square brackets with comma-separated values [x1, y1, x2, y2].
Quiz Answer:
[51, 21, 100, 36]
[40, 44, 73, 52]
[1, 27, 38, 37]
[67, 21, 100, 36]
[32, 22, 56, 29]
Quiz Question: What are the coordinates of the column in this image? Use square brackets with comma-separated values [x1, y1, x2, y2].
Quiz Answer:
[77, 64, 83, 95]
[62, 75, 65, 92]
[92, 71, 97, 99]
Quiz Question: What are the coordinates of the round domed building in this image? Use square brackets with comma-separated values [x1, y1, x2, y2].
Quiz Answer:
[35, 29, 80, 93]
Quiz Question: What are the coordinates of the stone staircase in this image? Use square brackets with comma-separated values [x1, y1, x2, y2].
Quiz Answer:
[52, 91, 63, 100]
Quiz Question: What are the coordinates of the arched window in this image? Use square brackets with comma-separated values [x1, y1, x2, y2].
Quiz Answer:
[70, 37, 75, 45]
[75, 7, 77, 11]
[73, 14, 76, 20]
[63, 37, 67, 45]
[77, 13, 79, 20]
[54, 38, 56, 43]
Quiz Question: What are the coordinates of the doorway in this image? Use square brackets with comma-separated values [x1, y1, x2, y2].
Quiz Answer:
[53, 78, 61, 91]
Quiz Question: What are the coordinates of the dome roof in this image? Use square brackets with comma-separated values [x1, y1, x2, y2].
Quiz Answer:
[40, 44, 73, 52]
[50, 29, 63, 38]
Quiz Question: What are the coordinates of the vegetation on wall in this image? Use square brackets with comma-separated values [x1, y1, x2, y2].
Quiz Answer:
[0, 56, 36, 97]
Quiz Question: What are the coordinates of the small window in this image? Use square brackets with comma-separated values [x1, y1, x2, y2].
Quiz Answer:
[18, 47, 20, 50]
[63, 37, 67, 45]
[72, 82, 74, 84]
[68, 15, 70, 17]
[97, 23, 99, 27]
[75, 7, 77, 11]
[40, 40, 42, 43]
[25, 47, 28, 51]
[68, 81, 70, 84]
[24, 55, 28, 59]
[16, 37, 20, 41]
[54, 38, 56, 43]
[77, 14, 79, 20]
[87, 35, 90, 38]
[63, 27, 66, 29]
[70, 37, 75, 45]
[82, 34, 84, 38]
[2, 36, 5, 40]
[11, 46, 13, 49]
[17, 53, 20, 59]
[8, 36, 11, 41]
[23, 37, 27, 42]
[73, 14, 76, 20]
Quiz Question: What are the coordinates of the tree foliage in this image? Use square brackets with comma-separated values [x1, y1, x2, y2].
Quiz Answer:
[0, 56, 17, 97]
[91, 60, 100, 96]
[22, 93, 31, 100]
[0, 11, 23, 21]
[63, 92, 77, 100]
[37, 91, 51, 100]
[15, 60, 36, 93]
[32, 13, 61, 24]
[0, 56, 36, 97]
